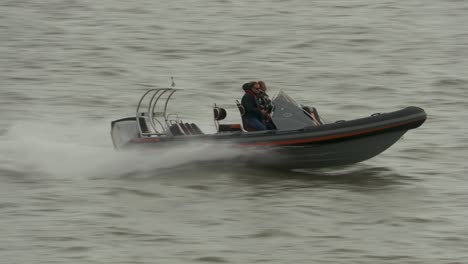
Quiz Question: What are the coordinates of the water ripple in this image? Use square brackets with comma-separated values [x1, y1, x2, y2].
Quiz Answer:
[194, 256, 229, 263]
[1, 0, 467, 263]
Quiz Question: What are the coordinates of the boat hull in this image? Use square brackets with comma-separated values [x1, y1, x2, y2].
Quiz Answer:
[114, 106, 426, 169]
[253, 129, 407, 169]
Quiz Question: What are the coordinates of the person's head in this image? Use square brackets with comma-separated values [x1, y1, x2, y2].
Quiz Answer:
[242, 82, 251, 91]
[250, 81, 260, 94]
[258, 81, 267, 92]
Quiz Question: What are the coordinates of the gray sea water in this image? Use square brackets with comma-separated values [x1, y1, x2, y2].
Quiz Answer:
[1, 0, 468, 263]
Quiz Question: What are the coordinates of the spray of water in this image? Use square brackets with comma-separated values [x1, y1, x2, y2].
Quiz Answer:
[0, 120, 253, 179]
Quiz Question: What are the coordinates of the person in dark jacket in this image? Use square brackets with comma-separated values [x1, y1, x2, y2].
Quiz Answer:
[241, 81, 267, 131]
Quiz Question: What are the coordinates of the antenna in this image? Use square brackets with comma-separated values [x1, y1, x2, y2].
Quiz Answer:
[171, 76, 175, 87]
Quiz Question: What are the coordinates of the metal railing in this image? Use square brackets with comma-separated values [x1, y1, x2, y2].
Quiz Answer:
[135, 88, 184, 137]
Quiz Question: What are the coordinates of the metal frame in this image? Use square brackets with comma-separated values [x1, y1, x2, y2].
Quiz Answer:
[135, 88, 184, 137]
[213, 104, 219, 131]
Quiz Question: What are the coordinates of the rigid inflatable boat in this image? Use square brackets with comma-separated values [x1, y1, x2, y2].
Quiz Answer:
[110, 87, 426, 169]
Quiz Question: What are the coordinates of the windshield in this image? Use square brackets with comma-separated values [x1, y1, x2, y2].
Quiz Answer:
[271, 90, 315, 131]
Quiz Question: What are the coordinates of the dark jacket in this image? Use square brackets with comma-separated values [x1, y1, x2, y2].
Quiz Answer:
[241, 92, 263, 120]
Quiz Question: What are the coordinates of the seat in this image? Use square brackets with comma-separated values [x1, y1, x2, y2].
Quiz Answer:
[236, 100, 255, 131]
[138, 117, 150, 133]
[302, 106, 323, 125]
[310, 107, 323, 125]
[184, 122, 195, 134]
[212, 104, 248, 132]
[189, 123, 204, 135]
[179, 123, 191, 135]
[169, 123, 184, 136]
[235, 100, 245, 117]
